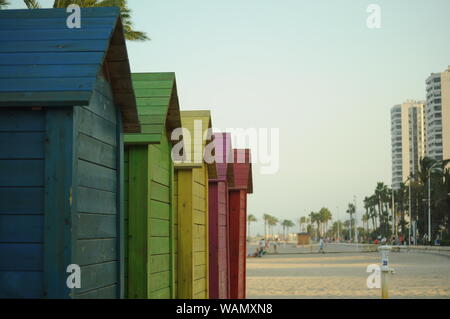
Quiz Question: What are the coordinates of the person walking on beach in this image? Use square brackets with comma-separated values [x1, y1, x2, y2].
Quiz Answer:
[318, 238, 325, 254]
[272, 238, 279, 254]
[259, 238, 266, 248]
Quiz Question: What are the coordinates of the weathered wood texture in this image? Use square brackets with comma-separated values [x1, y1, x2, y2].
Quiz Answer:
[228, 149, 253, 299]
[208, 133, 234, 299]
[231, 149, 253, 193]
[0, 78, 122, 299]
[208, 181, 230, 299]
[124, 73, 180, 299]
[177, 167, 209, 299]
[0, 80, 123, 299]
[0, 7, 139, 133]
[72, 77, 121, 299]
[228, 189, 247, 299]
[0, 8, 137, 299]
[0, 109, 46, 298]
[125, 137, 174, 299]
[126, 72, 181, 142]
[175, 111, 215, 179]
[175, 112, 213, 299]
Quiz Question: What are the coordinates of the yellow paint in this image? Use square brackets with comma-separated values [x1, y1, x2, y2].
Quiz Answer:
[174, 111, 213, 299]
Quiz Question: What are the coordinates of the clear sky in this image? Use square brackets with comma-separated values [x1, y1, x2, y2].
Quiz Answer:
[9, 0, 450, 235]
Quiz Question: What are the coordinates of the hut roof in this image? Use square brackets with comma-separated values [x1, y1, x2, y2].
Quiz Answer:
[124, 72, 181, 144]
[0, 7, 139, 133]
[175, 110, 216, 178]
[231, 149, 253, 194]
[212, 132, 234, 186]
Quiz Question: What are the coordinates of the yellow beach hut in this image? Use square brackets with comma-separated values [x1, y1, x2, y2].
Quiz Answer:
[174, 111, 216, 299]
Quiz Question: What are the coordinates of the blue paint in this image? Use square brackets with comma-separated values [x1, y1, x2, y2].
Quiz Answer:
[0, 7, 119, 105]
[0, 7, 135, 299]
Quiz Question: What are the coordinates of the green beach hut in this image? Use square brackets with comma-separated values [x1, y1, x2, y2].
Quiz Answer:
[124, 73, 181, 299]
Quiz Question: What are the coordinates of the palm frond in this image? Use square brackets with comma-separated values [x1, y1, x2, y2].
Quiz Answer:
[23, 0, 40, 9]
[0, 0, 9, 9]
[51, 0, 149, 41]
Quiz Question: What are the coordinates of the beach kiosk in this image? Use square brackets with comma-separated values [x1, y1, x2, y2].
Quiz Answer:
[174, 111, 216, 299]
[124, 73, 181, 299]
[208, 133, 234, 299]
[0, 8, 139, 298]
[297, 233, 310, 246]
[229, 149, 253, 299]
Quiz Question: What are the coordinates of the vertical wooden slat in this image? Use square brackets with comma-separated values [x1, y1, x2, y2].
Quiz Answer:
[177, 170, 194, 298]
[127, 146, 149, 298]
[169, 138, 175, 299]
[116, 108, 125, 299]
[204, 166, 209, 299]
[44, 107, 74, 299]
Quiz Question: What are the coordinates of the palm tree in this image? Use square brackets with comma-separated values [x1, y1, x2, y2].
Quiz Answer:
[331, 220, 343, 239]
[22, 0, 149, 41]
[309, 211, 321, 239]
[346, 203, 355, 240]
[247, 214, 257, 240]
[282, 220, 295, 240]
[363, 196, 370, 224]
[369, 195, 379, 230]
[427, 158, 450, 240]
[394, 183, 408, 237]
[0, 0, 9, 9]
[299, 216, 306, 233]
[286, 220, 295, 239]
[362, 213, 370, 241]
[416, 157, 440, 236]
[319, 208, 332, 235]
[263, 214, 271, 240]
[268, 216, 279, 239]
[374, 182, 387, 234]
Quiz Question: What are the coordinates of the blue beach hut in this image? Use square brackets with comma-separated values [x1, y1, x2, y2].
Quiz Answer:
[0, 7, 139, 299]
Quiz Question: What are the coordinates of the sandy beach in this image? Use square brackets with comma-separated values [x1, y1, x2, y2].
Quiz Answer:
[247, 244, 450, 299]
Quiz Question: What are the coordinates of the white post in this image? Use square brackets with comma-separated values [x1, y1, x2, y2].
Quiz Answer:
[379, 245, 394, 299]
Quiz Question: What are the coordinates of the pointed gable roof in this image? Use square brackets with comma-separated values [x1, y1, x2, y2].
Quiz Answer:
[231, 149, 253, 194]
[124, 72, 181, 144]
[212, 132, 234, 185]
[175, 110, 216, 178]
[0, 7, 139, 133]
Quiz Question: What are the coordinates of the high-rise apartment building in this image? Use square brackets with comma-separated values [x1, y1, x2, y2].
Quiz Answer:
[391, 101, 426, 189]
[425, 66, 450, 162]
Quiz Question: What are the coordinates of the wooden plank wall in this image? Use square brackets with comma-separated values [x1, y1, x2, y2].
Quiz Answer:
[208, 183, 219, 298]
[0, 109, 46, 298]
[126, 145, 147, 298]
[126, 133, 174, 299]
[217, 181, 229, 298]
[177, 165, 209, 299]
[147, 133, 173, 298]
[0, 8, 117, 107]
[73, 77, 119, 299]
[44, 108, 74, 298]
[208, 180, 230, 299]
[192, 166, 209, 299]
[229, 189, 247, 299]
[123, 148, 129, 296]
[172, 168, 179, 297]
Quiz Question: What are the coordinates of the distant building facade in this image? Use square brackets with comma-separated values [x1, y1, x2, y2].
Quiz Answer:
[390, 100, 426, 189]
[425, 66, 450, 162]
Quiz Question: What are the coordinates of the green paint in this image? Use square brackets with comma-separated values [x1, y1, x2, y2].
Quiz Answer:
[124, 73, 180, 299]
